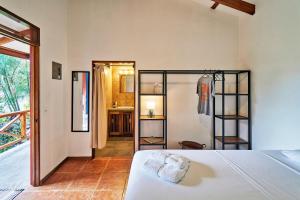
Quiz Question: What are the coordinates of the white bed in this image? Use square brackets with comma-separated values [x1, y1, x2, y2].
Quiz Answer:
[125, 150, 300, 200]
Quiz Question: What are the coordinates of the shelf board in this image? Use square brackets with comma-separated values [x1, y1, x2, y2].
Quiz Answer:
[140, 137, 165, 145]
[215, 115, 248, 120]
[140, 93, 166, 96]
[215, 136, 249, 144]
[215, 93, 248, 96]
[140, 115, 166, 120]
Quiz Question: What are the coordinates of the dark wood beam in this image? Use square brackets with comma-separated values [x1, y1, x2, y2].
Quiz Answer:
[0, 29, 31, 45]
[0, 37, 13, 45]
[211, 2, 219, 9]
[211, 0, 255, 15]
[0, 46, 29, 59]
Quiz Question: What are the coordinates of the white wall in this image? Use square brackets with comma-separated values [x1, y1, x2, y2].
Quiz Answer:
[239, 0, 300, 149]
[67, 0, 240, 155]
[0, 0, 69, 178]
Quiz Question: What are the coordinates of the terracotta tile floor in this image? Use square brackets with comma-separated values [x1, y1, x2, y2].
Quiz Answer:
[16, 157, 132, 200]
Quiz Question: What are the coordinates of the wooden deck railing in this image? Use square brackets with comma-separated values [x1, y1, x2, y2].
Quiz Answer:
[0, 110, 30, 150]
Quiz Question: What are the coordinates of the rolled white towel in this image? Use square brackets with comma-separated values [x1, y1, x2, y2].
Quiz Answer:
[143, 159, 164, 176]
[151, 151, 170, 163]
[158, 163, 190, 183]
[165, 154, 190, 169]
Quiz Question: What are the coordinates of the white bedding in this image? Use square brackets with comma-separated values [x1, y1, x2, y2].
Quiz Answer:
[125, 150, 300, 200]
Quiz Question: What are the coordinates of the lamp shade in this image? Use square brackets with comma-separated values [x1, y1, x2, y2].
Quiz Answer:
[146, 101, 156, 110]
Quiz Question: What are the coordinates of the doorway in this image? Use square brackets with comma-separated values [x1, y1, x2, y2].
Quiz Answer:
[0, 6, 40, 191]
[92, 61, 135, 158]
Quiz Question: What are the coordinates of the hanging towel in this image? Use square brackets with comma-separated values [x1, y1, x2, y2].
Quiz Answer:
[196, 76, 215, 115]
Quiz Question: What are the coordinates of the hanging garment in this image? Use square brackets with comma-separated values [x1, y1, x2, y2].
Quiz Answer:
[91, 65, 109, 149]
[196, 76, 215, 115]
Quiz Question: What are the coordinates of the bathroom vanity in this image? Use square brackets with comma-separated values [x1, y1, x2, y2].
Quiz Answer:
[108, 107, 134, 137]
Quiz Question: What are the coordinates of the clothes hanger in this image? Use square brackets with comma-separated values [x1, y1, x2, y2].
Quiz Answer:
[202, 69, 208, 78]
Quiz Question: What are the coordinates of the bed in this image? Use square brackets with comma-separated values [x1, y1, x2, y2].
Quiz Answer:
[125, 150, 300, 200]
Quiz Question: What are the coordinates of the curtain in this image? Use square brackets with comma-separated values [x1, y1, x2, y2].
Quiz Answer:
[91, 66, 107, 149]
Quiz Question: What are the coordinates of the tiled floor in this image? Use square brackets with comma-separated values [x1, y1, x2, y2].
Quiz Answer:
[16, 157, 132, 200]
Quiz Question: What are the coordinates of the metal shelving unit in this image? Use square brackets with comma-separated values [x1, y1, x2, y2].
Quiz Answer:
[138, 70, 167, 150]
[138, 70, 251, 150]
[212, 71, 251, 150]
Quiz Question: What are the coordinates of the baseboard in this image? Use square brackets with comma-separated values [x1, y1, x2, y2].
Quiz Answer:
[68, 156, 92, 160]
[40, 156, 92, 185]
[40, 157, 68, 185]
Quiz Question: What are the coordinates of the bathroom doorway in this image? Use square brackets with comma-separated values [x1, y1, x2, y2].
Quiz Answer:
[92, 61, 135, 158]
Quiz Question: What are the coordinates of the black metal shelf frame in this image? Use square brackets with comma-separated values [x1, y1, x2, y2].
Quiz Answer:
[213, 71, 251, 150]
[138, 70, 168, 149]
[138, 69, 251, 150]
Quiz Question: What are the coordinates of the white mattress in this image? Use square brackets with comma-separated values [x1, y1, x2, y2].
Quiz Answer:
[125, 150, 300, 200]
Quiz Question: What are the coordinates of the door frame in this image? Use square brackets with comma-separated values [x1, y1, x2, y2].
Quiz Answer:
[0, 6, 41, 186]
[91, 60, 136, 158]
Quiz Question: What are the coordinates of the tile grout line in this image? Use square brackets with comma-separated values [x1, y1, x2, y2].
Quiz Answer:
[121, 177, 129, 200]
[90, 157, 111, 200]
[64, 159, 89, 192]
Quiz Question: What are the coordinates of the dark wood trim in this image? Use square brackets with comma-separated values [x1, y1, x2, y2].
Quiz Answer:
[211, 2, 219, 9]
[71, 71, 90, 132]
[92, 148, 96, 159]
[0, 29, 31, 45]
[133, 62, 136, 153]
[67, 156, 92, 160]
[211, 0, 255, 15]
[91, 61, 136, 158]
[0, 6, 39, 30]
[0, 46, 30, 59]
[0, 36, 13, 45]
[0, 24, 20, 35]
[0, 6, 40, 46]
[0, 7, 41, 187]
[40, 157, 68, 185]
[30, 45, 40, 186]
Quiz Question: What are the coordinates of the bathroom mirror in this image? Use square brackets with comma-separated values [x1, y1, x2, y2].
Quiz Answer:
[120, 74, 134, 93]
[72, 71, 90, 132]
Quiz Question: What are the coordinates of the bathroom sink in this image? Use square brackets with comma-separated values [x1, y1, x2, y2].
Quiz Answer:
[118, 106, 134, 109]
[108, 106, 134, 111]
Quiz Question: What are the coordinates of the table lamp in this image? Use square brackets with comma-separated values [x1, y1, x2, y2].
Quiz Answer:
[146, 101, 155, 118]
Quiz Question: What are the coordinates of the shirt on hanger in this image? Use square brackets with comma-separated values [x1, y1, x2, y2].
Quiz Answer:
[196, 76, 215, 115]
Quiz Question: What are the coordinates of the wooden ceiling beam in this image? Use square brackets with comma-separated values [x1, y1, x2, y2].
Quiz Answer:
[211, 0, 255, 15]
[0, 46, 30, 59]
[0, 29, 31, 45]
[0, 37, 13, 45]
[211, 2, 219, 9]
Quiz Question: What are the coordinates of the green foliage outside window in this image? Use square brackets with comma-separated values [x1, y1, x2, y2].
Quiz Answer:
[0, 54, 30, 153]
